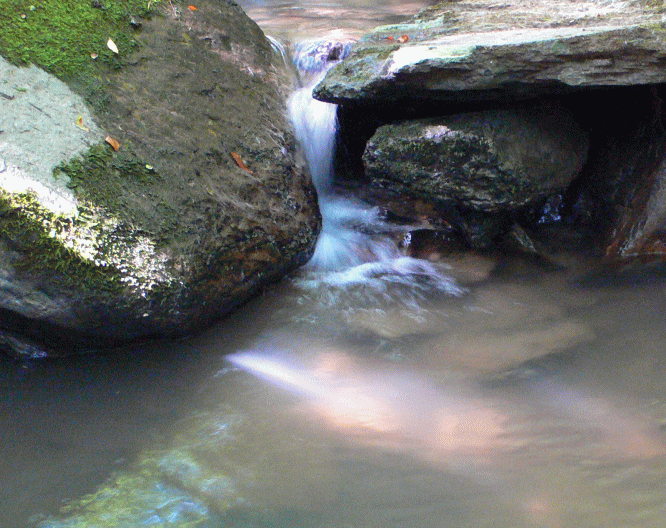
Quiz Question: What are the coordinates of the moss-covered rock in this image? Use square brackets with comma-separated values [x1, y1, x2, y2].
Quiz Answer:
[0, 0, 320, 356]
[38, 397, 338, 527]
[364, 104, 588, 212]
[313, 0, 666, 105]
[361, 103, 588, 247]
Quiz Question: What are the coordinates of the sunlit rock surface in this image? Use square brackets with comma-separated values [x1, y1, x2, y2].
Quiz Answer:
[363, 104, 588, 213]
[314, 0, 666, 105]
[0, 0, 319, 357]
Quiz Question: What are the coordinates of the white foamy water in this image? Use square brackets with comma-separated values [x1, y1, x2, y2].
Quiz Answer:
[287, 42, 463, 301]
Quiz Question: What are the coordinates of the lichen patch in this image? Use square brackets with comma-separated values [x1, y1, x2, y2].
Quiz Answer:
[0, 56, 104, 215]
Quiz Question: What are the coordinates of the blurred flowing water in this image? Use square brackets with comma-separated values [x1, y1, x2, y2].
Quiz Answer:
[2, 2, 666, 528]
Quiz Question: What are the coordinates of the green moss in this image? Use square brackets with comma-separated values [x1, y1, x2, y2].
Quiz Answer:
[54, 143, 161, 226]
[0, 0, 163, 82]
[50, 469, 211, 527]
[0, 191, 121, 291]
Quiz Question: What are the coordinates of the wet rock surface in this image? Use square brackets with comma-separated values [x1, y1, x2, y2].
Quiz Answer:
[322, 0, 666, 261]
[0, 0, 320, 357]
[363, 103, 588, 212]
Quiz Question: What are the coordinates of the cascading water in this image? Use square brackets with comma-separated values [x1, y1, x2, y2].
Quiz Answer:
[287, 39, 464, 300]
[222, 39, 477, 466]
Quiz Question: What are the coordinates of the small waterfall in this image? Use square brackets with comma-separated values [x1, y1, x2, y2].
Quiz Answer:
[287, 39, 464, 299]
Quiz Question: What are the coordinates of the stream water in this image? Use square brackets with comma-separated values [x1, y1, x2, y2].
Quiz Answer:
[2, 2, 666, 527]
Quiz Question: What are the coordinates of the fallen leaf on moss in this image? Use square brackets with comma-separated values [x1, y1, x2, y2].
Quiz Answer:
[188, 5, 198, 10]
[231, 152, 253, 174]
[107, 38, 119, 54]
[75, 116, 89, 131]
[105, 136, 120, 151]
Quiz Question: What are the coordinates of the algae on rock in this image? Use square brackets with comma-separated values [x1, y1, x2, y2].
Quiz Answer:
[0, 0, 320, 356]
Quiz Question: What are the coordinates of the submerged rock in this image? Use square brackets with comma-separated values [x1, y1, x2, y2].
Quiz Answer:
[363, 104, 588, 212]
[38, 384, 339, 527]
[0, 0, 319, 357]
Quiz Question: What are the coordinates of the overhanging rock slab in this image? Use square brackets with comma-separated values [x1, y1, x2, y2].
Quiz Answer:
[314, 1, 666, 104]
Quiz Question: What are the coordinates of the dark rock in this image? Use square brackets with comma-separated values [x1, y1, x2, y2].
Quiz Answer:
[560, 84, 666, 260]
[363, 103, 588, 213]
[604, 136, 666, 259]
[402, 227, 469, 259]
[359, 103, 588, 249]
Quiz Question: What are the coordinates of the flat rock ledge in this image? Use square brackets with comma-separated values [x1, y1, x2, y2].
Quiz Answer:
[314, 1, 666, 105]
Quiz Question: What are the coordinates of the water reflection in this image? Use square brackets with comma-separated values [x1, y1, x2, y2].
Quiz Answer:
[216, 303, 666, 527]
[235, 0, 437, 39]
[7, 258, 666, 527]
[228, 337, 665, 467]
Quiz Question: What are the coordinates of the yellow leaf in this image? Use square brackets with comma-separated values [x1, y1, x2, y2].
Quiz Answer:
[107, 38, 119, 54]
[75, 115, 89, 131]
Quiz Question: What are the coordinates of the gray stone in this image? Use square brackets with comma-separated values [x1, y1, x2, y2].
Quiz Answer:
[314, 0, 666, 105]
[363, 104, 588, 212]
[0, 0, 320, 357]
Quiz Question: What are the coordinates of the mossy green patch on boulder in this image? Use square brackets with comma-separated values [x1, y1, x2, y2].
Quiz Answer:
[0, 0, 159, 82]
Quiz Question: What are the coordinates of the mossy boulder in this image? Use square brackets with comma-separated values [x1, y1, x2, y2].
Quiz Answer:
[363, 104, 588, 212]
[0, 0, 320, 357]
[362, 104, 588, 247]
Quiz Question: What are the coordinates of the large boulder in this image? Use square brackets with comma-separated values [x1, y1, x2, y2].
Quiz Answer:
[363, 104, 588, 212]
[0, 0, 319, 357]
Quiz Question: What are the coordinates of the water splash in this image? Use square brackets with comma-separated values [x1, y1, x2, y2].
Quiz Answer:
[287, 39, 465, 302]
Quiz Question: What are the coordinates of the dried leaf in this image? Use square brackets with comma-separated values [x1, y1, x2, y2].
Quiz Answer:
[107, 38, 119, 54]
[75, 115, 89, 131]
[105, 135, 120, 151]
[397, 35, 409, 43]
[188, 4, 198, 10]
[231, 152, 253, 174]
